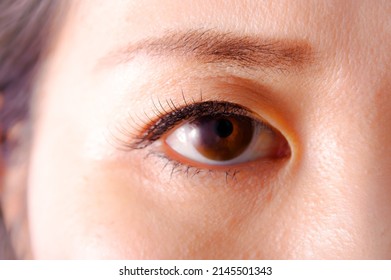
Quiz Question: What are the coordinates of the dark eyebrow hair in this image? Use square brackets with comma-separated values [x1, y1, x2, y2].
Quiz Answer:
[105, 29, 314, 70]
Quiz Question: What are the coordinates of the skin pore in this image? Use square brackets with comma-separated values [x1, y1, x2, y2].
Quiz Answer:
[6, 0, 391, 259]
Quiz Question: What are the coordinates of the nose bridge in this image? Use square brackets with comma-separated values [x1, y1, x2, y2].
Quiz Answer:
[307, 16, 391, 182]
[306, 61, 391, 191]
[295, 57, 391, 257]
[313, 0, 391, 176]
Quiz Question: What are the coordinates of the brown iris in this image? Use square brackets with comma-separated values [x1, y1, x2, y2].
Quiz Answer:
[189, 115, 253, 161]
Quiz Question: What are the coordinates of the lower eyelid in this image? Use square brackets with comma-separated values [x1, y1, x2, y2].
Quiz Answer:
[143, 143, 288, 187]
[109, 120, 291, 185]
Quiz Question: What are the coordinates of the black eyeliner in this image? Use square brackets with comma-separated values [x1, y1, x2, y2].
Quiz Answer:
[131, 100, 260, 149]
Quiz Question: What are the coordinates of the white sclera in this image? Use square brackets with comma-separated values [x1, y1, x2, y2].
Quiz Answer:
[165, 119, 281, 166]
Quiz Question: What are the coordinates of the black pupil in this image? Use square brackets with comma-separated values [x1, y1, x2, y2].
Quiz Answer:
[215, 118, 233, 138]
[191, 115, 255, 161]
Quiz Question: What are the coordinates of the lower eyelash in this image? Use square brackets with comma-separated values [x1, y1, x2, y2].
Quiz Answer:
[145, 149, 241, 183]
[110, 92, 271, 180]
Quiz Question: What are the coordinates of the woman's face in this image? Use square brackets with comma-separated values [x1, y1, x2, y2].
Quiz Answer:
[27, 0, 391, 259]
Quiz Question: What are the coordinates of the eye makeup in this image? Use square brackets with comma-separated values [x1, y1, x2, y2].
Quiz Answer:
[112, 94, 290, 177]
[122, 99, 266, 149]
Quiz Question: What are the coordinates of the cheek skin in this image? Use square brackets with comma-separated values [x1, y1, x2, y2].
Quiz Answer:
[29, 128, 284, 259]
[27, 107, 367, 260]
[28, 142, 365, 260]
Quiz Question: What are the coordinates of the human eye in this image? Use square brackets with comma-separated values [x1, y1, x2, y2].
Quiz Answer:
[164, 101, 289, 167]
[124, 98, 290, 173]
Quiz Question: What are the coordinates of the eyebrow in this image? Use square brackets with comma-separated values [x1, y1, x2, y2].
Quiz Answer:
[105, 29, 314, 70]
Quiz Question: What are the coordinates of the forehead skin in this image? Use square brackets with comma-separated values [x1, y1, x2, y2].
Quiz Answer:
[28, 0, 391, 259]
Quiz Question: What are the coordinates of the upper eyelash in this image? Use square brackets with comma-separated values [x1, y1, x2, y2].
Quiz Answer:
[116, 97, 272, 151]
[108, 96, 279, 181]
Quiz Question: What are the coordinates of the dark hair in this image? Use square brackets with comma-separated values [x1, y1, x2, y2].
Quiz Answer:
[0, 0, 62, 259]
[0, 0, 60, 150]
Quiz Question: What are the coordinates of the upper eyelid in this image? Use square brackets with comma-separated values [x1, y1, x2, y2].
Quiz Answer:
[109, 74, 293, 154]
[122, 99, 273, 151]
